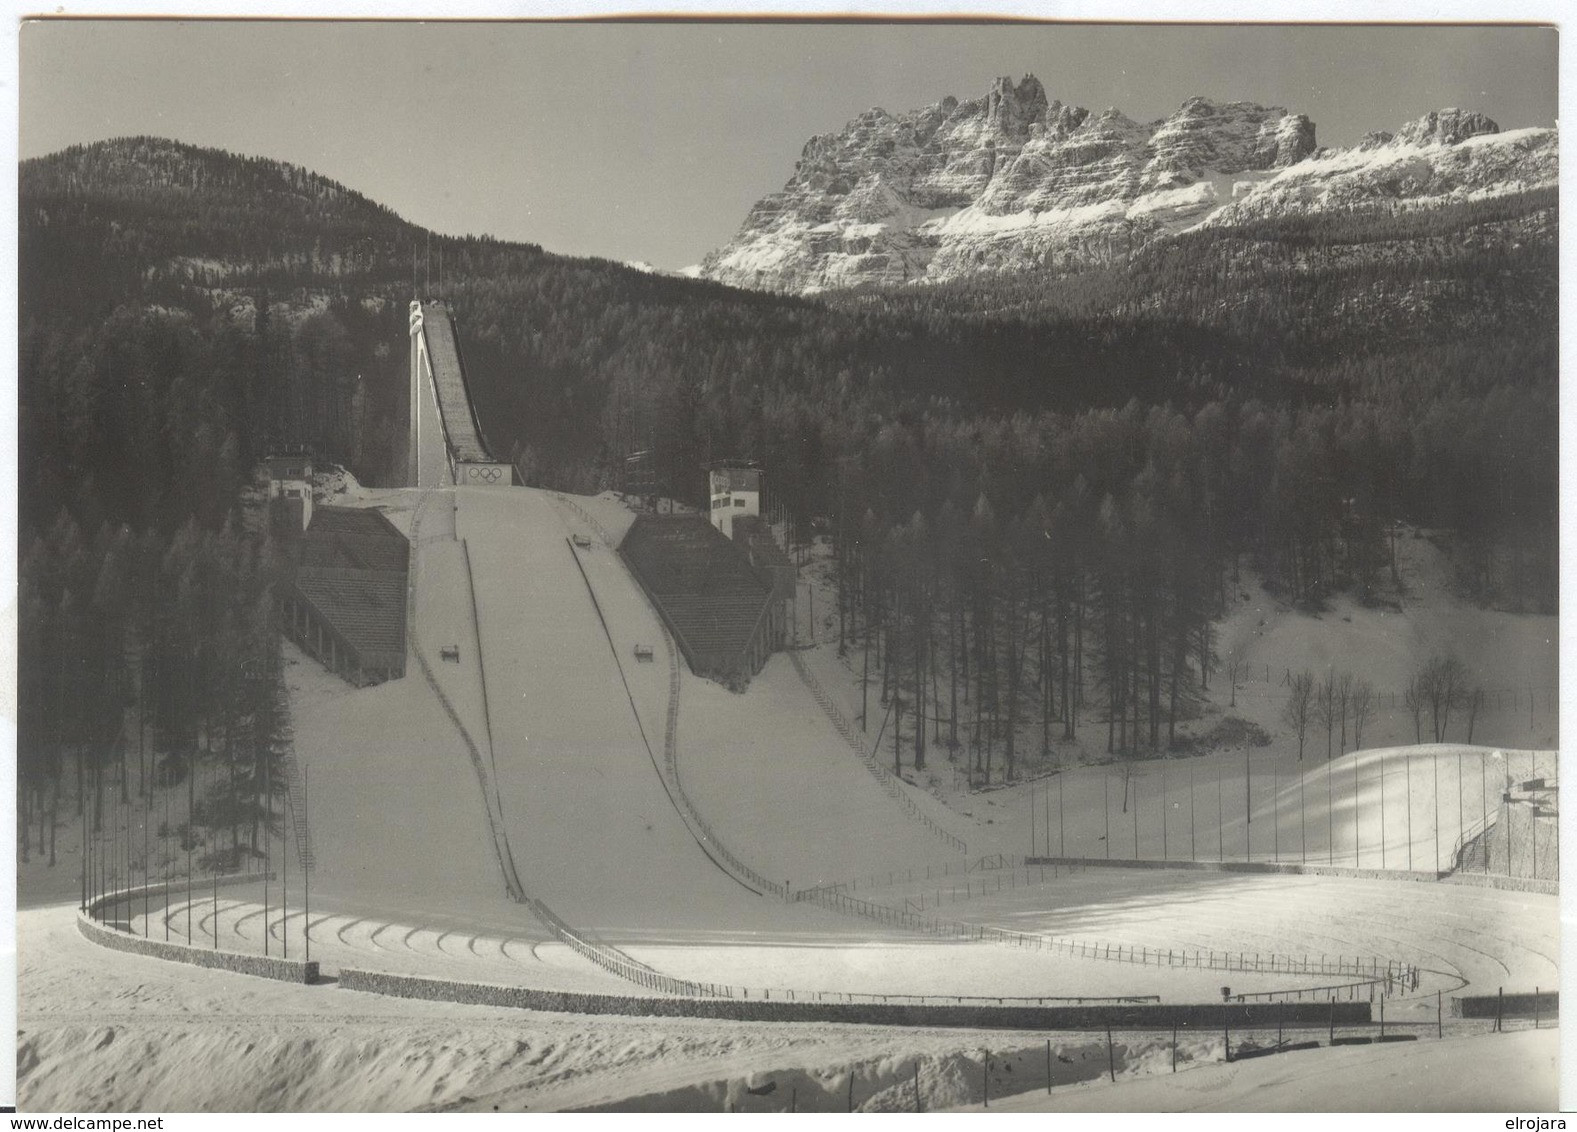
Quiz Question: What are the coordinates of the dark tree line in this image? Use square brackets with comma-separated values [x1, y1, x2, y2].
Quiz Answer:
[18, 508, 292, 870]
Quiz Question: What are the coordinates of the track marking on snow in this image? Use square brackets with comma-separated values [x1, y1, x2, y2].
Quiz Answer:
[231, 907, 268, 941]
[561, 532, 779, 900]
[305, 914, 332, 945]
[408, 486, 696, 996]
[335, 918, 366, 947]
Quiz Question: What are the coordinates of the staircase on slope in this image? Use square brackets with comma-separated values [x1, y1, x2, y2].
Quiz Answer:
[280, 750, 315, 873]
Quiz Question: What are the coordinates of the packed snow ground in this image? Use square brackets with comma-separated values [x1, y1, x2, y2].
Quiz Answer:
[19, 901, 1554, 1113]
[838, 866, 1557, 1016]
[949, 1027, 1559, 1113]
[27, 902, 1175, 1113]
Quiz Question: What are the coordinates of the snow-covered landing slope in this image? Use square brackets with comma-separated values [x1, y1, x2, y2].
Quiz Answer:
[678, 656, 968, 890]
[459, 487, 850, 941]
[288, 639, 509, 920]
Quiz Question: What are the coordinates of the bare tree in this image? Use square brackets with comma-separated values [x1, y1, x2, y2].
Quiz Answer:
[1316, 670, 1338, 760]
[1336, 672, 1353, 753]
[1416, 655, 1470, 742]
[1282, 670, 1315, 761]
[1465, 685, 1485, 744]
[1435, 657, 1468, 742]
[1403, 674, 1425, 743]
[1225, 653, 1243, 709]
[1350, 679, 1376, 750]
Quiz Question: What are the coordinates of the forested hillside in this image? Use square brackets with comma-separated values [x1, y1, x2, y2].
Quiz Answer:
[17, 135, 1557, 855]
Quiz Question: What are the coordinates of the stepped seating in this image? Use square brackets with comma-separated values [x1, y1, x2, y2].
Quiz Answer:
[281, 506, 409, 685]
[658, 595, 769, 653]
[292, 571, 406, 658]
[620, 516, 774, 684]
[300, 509, 411, 571]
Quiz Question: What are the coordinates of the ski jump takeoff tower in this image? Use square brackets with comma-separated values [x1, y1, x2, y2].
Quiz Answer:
[408, 299, 514, 488]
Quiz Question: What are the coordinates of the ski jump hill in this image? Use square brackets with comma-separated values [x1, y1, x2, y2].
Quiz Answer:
[74, 300, 1559, 1031]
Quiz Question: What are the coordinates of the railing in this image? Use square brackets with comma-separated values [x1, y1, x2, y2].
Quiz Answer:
[549, 492, 615, 545]
[788, 650, 967, 855]
[1450, 808, 1499, 874]
[656, 614, 786, 898]
[554, 512, 786, 902]
[795, 883, 1414, 994]
[739, 585, 777, 677]
[279, 749, 314, 872]
[1232, 975, 1417, 1004]
[799, 853, 1021, 900]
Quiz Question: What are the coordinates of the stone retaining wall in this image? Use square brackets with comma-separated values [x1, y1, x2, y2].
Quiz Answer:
[1452, 991, 1558, 1020]
[79, 874, 318, 985]
[1437, 871, 1558, 896]
[339, 968, 1370, 1031]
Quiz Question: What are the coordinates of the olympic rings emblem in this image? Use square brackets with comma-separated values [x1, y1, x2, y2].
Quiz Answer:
[467, 466, 503, 483]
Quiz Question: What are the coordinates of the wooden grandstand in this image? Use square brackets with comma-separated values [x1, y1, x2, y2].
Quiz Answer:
[620, 515, 783, 687]
[279, 506, 410, 686]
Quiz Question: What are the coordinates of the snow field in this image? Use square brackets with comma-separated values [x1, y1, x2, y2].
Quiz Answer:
[617, 937, 1314, 1004]
[1003, 745, 1556, 876]
[1218, 574, 1557, 730]
[276, 486, 981, 1001]
[32, 906, 1127, 1114]
[21, 894, 1555, 1114]
[542, 493, 1022, 976]
[955, 1027, 1560, 1113]
[585, 1029, 1225, 1113]
[841, 866, 1557, 1014]
[287, 634, 505, 919]
[790, 632, 981, 839]
[675, 654, 966, 891]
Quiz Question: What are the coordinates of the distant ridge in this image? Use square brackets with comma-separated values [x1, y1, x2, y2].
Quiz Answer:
[701, 76, 1557, 293]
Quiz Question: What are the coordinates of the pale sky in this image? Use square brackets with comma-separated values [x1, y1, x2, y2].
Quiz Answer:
[18, 21, 1560, 270]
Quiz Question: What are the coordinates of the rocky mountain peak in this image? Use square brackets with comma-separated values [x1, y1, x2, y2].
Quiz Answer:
[702, 80, 1551, 294]
[1396, 108, 1500, 147]
[984, 74, 1049, 134]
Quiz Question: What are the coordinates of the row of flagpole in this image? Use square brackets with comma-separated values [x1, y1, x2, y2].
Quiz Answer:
[80, 758, 311, 963]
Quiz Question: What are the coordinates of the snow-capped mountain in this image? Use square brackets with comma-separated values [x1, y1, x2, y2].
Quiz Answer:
[700, 77, 1557, 293]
